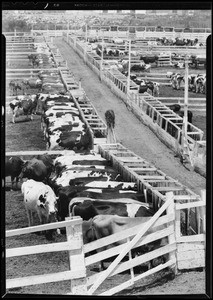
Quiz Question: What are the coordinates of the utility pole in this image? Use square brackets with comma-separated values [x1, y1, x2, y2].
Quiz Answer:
[100, 30, 104, 81]
[85, 23, 87, 43]
[183, 58, 189, 140]
[84, 24, 87, 63]
[67, 22, 69, 42]
[181, 57, 194, 167]
[127, 39, 131, 94]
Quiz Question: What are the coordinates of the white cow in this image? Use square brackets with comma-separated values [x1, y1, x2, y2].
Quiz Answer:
[21, 179, 59, 228]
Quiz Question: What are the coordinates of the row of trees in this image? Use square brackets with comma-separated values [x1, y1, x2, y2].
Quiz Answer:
[2, 18, 31, 32]
[2, 13, 210, 33]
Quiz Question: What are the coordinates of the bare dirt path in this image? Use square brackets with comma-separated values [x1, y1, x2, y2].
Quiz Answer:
[55, 38, 206, 196]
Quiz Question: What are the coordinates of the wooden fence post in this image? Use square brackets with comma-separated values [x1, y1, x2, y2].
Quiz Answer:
[65, 216, 87, 295]
[200, 190, 206, 234]
[166, 192, 178, 275]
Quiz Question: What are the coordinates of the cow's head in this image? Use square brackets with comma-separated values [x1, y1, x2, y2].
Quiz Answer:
[37, 192, 58, 222]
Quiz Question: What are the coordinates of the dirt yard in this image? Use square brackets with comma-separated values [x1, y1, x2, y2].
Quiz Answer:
[5, 37, 207, 296]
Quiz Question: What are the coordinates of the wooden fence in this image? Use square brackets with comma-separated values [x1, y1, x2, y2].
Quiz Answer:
[25, 28, 210, 44]
[5, 37, 106, 147]
[63, 34, 206, 176]
[6, 190, 205, 295]
[6, 217, 87, 293]
[157, 97, 206, 111]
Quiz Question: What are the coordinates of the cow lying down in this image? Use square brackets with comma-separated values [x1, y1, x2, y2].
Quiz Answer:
[82, 214, 168, 270]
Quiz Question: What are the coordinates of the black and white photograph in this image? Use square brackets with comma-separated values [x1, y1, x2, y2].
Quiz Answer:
[1, 3, 212, 297]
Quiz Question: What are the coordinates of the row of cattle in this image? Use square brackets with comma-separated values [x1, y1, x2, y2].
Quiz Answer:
[9, 70, 66, 96]
[128, 72, 206, 96]
[27, 53, 56, 68]
[168, 72, 206, 94]
[37, 93, 93, 151]
[94, 50, 205, 73]
[6, 153, 166, 269]
[93, 41, 205, 68]
[9, 91, 93, 151]
[122, 72, 160, 97]
[155, 37, 204, 47]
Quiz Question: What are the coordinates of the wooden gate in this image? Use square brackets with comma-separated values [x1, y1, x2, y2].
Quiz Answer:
[77, 192, 177, 295]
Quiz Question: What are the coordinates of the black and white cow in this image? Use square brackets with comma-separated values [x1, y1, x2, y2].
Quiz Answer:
[9, 95, 38, 123]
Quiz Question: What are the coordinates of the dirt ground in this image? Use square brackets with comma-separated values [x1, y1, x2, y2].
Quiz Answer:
[4, 37, 207, 297]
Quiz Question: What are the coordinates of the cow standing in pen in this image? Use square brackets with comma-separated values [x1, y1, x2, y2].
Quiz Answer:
[5, 156, 24, 190]
[105, 110, 116, 144]
[9, 95, 38, 123]
[21, 179, 60, 240]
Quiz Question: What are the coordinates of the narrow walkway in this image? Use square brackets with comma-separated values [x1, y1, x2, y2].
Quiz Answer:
[54, 38, 205, 195]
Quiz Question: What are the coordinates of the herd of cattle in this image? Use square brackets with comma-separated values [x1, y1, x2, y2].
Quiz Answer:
[9, 90, 93, 151]
[167, 72, 206, 94]
[91, 39, 205, 70]
[9, 69, 66, 97]
[6, 152, 168, 269]
[95, 46, 206, 70]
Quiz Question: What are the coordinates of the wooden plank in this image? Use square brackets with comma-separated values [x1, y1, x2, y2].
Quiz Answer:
[175, 209, 181, 239]
[100, 259, 176, 296]
[166, 192, 177, 275]
[176, 201, 206, 210]
[158, 97, 205, 101]
[174, 195, 199, 201]
[87, 197, 174, 295]
[6, 68, 58, 71]
[6, 269, 86, 289]
[131, 167, 157, 172]
[152, 187, 184, 191]
[143, 179, 177, 183]
[139, 175, 166, 180]
[187, 131, 204, 135]
[65, 216, 88, 295]
[176, 234, 205, 243]
[6, 218, 82, 237]
[115, 157, 145, 163]
[177, 258, 205, 270]
[6, 150, 76, 156]
[6, 240, 82, 258]
[177, 242, 204, 252]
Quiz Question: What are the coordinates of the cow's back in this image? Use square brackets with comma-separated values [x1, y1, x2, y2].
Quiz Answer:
[23, 158, 48, 180]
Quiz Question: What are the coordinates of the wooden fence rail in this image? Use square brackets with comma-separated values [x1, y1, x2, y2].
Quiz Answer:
[6, 217, 87, 292]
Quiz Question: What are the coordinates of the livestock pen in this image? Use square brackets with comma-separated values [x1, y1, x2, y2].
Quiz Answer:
[62, 34, 206, 177]
[4, 31, 206, 296]
[5, 148, 206, 295]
